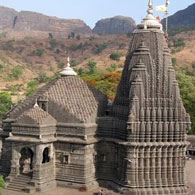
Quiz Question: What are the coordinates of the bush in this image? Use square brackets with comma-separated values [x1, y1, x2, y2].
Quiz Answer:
[0, 64, 3, 71]
[172, 58, 177, 67]
[58, 63, 65, 69]
[173, 38, 185, 48]
[88, 60, 97, 74]
[50, 39, 58, 49]
[76, 35, 81, 40]
[0, 92, 12, 119]
[36, 73, 49, 83]
[69, 43, 83, 51]
[106, 64, 118, 72]
[93, 43, 107, 54]
[35, 49, 45, 57]
[0, 174, 5, 193]
[26, 80, 38, 96]
[192, 61, 195, 70]
[110, 51, 122, 61]
[70, 60, 78, 67]
[11, 66, 23, 80]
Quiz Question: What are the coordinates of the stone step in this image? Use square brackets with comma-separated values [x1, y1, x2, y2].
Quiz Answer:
[6, 175, 33, 193]
[7, 183, 27, 188]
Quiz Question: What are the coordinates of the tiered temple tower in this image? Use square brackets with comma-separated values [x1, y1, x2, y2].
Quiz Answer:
[108, 0, 191, 194]
[0, 1, 191, 194]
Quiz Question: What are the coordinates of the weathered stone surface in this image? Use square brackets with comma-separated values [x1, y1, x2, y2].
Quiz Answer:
[0, 6, 18, 30]
[93, 16, 136, 35]
[0, 6, 92, 37]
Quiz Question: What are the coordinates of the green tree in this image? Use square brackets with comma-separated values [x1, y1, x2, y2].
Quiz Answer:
[0, 92, 12, 119]
[71, 32, 75, 38]
[110, 51, 122, 61]
[176, 72, 195, 134]
[88, 60, 97, 75]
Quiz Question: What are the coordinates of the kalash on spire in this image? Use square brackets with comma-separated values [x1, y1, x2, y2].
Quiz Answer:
[108, 0, 191, 194]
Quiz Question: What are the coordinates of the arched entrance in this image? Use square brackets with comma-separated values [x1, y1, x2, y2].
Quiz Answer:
[42, 147, 50, 163]
[19, 147, 34, 175]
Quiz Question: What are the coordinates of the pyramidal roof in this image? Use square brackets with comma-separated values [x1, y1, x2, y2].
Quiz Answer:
[7, 76, 107, 123]
[16, 106, 56, 125]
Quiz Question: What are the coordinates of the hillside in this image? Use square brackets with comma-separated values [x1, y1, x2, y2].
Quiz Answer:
[162, 3, 195, 29]
[93, 16, 136, 35]
[0, 30, 194, 102]
[0, 6, 92, 39]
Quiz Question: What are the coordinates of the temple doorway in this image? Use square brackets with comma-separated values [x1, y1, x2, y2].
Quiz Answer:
[19, 147, 34, 175]
[42, 147, 50, 163]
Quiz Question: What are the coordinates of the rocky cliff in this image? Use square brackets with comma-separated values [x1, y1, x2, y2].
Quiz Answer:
[162, 3, 195, 29]
[0, 6, 92, 37]
[93, 16, 136, 35]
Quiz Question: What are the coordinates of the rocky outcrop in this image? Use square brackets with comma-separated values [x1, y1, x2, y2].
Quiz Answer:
[0, 6, 92, 37]
[162, 3, 195, 29]
[0, 6, 18, 29]
[93, 16, 136, 35]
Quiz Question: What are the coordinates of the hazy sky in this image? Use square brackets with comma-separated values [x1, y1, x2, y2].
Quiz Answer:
[0, 0, 194, 28]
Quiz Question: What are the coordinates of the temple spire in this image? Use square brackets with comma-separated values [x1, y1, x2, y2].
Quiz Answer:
[34, 99, 39, 108]
[137, 0, 162, 30]
[148, 0, 153, 14]
[60, 57, 77, 77]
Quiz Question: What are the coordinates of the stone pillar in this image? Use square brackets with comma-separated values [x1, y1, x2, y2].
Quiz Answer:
[9, 146, 20, 177]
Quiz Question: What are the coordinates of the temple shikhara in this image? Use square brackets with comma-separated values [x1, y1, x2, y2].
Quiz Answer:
[0, 0, 191, 194]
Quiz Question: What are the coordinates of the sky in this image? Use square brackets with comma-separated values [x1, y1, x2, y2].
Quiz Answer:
[0, 0, 194, 28]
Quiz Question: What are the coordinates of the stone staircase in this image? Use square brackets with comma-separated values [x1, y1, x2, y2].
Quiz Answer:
[5, 174, 35, 193]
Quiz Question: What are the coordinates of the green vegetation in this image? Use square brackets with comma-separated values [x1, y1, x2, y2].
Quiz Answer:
[36, 73, 50, 83]
[93, 43, 107, 54]
[0, 92, 12, 119]
[49, 39, 58, 50]
[6, 66, 24, 81]
[176, 71, 195, 134]
[172, 58, 177, 67]
[70, 60, 78, 67]
[69, 43, 83, 51]
[58, 63, 65, 69]
[0, 174, 5, 194]
[173, 38, 185, 48]
[88, 60, 97, 75]
[192, 61, 195, 70]
[26, 80, 38, 96]
[106, 64, 118, 72]
[35, 49, 45, 57]
[80, 71, 121, 100]
[110, 51, 122, 61]
[6, 84, 23, 95]
[168, 25, 195, 36]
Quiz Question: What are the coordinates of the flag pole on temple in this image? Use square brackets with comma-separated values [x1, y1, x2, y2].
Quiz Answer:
[165, 0, 170, 36]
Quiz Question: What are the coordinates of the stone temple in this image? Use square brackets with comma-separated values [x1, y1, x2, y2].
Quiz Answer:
[0, 0, 191, 194]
